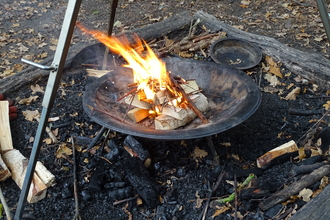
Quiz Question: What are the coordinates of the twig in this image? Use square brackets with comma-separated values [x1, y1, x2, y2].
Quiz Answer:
[113, 196, 137, 206]
[0, 186, 12, 220]
[87, 126, 107, 150]
[116, 87, 138, 102]
[35, 117, 58, 144]
[199, 170, 226, 220]
[71, 136, 82, 220]
[234, 174, 237, 220]
[170, 75, 208, 124]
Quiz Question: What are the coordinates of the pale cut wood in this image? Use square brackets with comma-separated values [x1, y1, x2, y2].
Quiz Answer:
[35, 161, 56, 187]
[0, 101, 14, 152]
[86, 68, 111, 78]
[180, 80, 199, 94]
[161, 105, 189, 120]
[257, 140, 298, 169]
[127, 108, 150, 123]
[155, 93, 208, 130]
[2, 149, 47, 203]
[0, 154, 11, 181]
[125, 95, 151, 109]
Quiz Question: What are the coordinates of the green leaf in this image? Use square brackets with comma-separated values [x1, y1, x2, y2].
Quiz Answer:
[92, 10, 99, 15]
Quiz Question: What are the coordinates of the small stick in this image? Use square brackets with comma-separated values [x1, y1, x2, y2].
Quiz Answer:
[87, 126, 107, 150]
[170, 76, 208, 124]
[193, 33, 220, 43]
[35, 117, 58, 143]
[0, 186, 12, 220]
[113, 196, 137, 206]
[234, 174, 238, 220]
[71, 136, 82, 220]
[199, 170, 226, 220]
[116, 87, 138, 102]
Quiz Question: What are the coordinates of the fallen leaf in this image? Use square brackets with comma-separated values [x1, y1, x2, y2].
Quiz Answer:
[48, 117, 60, 122]
[323, 101, 330, 110]
[43, 138, 53, 145]
[220, 142, 231, 147]
[191, 147, 208, 159]
[298, 188, 313, 202]
[284, 87, 301, 100]
[31, 84, 44, 94]
[18, 95, 39, 105]
[195, 191, 203, 208]
[56, 143, 72, 158]
[212, 206, 230, 218]
[22, 109, 40, 121]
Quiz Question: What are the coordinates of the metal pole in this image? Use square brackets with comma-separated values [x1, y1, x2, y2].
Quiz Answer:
[14, 0, 82, 219]
[102, 0, 119, 70]
[316, 0, 330, 42]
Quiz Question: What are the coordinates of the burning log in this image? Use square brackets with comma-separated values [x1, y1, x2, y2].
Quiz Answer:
[257, 140, 298, 169]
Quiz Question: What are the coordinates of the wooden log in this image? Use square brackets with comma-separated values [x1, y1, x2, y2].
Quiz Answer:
[194, 11, 330, 90]
[0, 154, 11, 182]
[257, 140, 298, 169]
[2, 149, 47, 203]
[123, 135, 151, 168]
[35, 161, 56, 187]
[290, 184, 330, 220]
[127, 108, 150, 123]
[0, 101, 14, 152]
[180, 80, 199, 94]
[124, 95, 151, 109]
[258, 165, 330, 211]
[155, 93, 208, 130]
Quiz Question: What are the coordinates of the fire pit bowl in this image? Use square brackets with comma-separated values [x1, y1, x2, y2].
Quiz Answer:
[83, 57, 261, 140]
[210, 38, 262, 69]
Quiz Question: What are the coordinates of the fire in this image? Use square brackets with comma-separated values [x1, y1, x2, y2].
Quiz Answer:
[76, 23, 169, 101]
[77, 23, 209, 130]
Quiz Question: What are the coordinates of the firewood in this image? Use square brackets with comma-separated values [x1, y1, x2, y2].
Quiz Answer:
[127, 108, 150, 123]
[259, 165, 330, 211]
[0, 101, 14, 152]
[35, 161, 56, 187]
[161, 105, 189, 120]
[180, 80, 199, 94]
[85, 68, 110, 78]
[0, 154, 11, 182]
[123, 135, 151, 168]
[2, 149, 47, 203]
[155, 93, 208, 130]
[124, 95, 151, 109]
[257, 140, 298, 169]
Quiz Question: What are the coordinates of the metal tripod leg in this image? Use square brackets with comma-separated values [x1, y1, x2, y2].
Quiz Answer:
[14, 0, 82, 219]
[316, 0, 330, 42]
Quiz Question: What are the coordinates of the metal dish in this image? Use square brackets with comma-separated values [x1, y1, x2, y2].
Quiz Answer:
[210, 38, 262, 69]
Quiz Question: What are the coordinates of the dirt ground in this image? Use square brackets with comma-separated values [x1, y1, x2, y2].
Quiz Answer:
[1, 0, 330, 220]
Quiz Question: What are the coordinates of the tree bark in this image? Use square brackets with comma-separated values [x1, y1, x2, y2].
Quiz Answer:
[194, 11, 330, 90]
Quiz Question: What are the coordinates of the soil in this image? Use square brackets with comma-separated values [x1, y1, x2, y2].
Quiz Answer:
[1, 0, 330, 220]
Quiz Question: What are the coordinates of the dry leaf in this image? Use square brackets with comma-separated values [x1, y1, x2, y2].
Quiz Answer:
[284, 87, 301, 100]
[265, 56, 283, 78]
[220, 142, 231, 147]
[298, 147, 306, 161]
[323, 101, 330, 110]
[43, 138, 53, 145]
[298, 188, 313, 202]
[31, 84, 44, 94]
[48, 117, 60, 122]
[241, 0, 251, 6]
[56, 143, 73, 158]
[195, 191, 203, 208]
[22, 109, 40, 121]
[211, 206, 230, 218]
[18, 95, 39, 105]
[191, 147, 208, 159]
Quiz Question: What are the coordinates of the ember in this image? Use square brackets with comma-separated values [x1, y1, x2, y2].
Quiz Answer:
[77, 23, 209, 130]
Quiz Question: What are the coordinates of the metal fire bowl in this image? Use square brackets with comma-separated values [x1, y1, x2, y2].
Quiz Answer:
[210, 38, 262, 69]
[83, 57, 261, 140]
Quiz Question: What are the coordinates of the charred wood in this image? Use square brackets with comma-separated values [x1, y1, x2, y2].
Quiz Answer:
[121, 157, 159, 208]
[259, 165, 330, 211]
[289, 161, 329, 177]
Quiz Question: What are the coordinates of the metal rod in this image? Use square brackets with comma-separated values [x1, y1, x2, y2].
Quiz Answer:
[21, 58, 56, 70]
[102, 0, 119, 70]
[14, 0, 82, 219]
[316, 0, 330, 42]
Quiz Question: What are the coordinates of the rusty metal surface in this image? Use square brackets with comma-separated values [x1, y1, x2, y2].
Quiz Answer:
[83, 57, 261, 140]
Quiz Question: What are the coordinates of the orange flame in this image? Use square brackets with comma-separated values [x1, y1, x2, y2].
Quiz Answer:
[76, 23, 169, 100]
